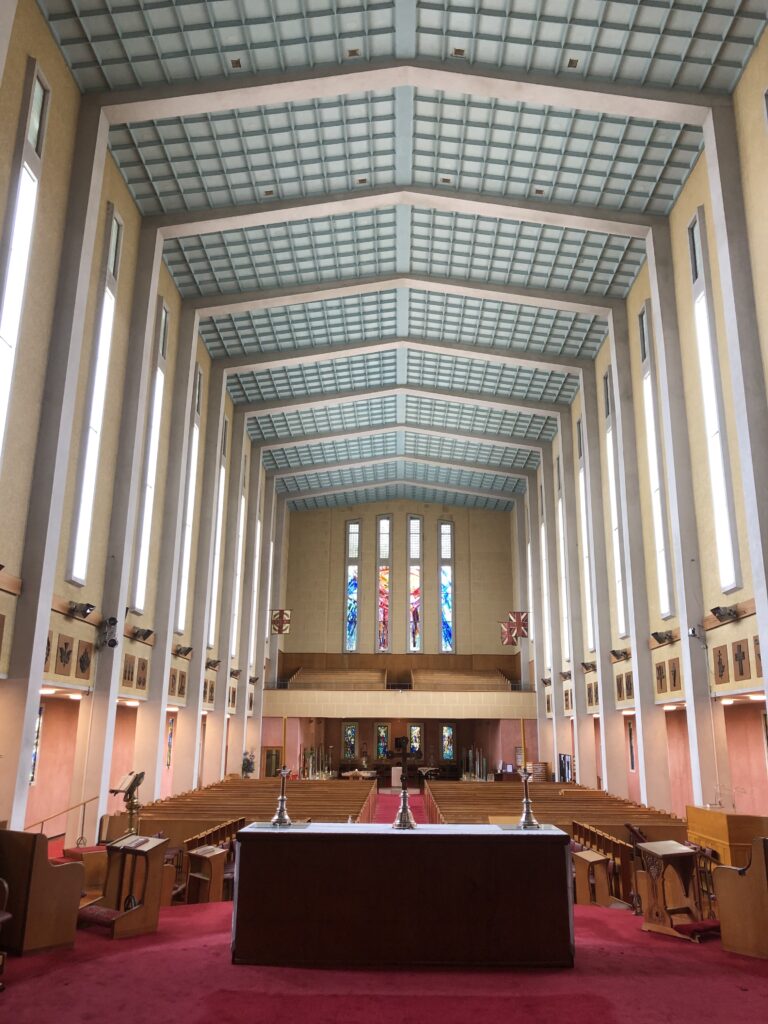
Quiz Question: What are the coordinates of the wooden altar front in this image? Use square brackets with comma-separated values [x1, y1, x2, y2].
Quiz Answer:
[232, 822, 573, 967]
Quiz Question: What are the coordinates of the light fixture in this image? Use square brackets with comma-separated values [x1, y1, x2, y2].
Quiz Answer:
[40, 687, 58, 696]
[248, 676, 258, 686]
[567, 57, 579, 69]
[540, 677, 552, 686]
[262, 188, 274, 197]
[175, 645, 193, 657]
[69, 601, 96, 618]
[592, 712, 600, 719]
[662, 704, 680, 711]
[356, 177, 368, 186]
[346, 48, 360, 58]
[132, 627, 154, 642]
[710, 605, 738, 621]
[721, 697, 735, 705]
[748, 693, 766, 701]
[122, 699, 140, 707]
[651, 631, 674, 644]
[230, 57, 242, 69]
[580, 661, 596, 672]
[610, 649, 630, 661]
[201, 709, 208, 717]
[206, 658, 221, 670]
[451, 47, 466, 58]
[559, 670, 572, 681]
[230, 668, 242, 679]
[621, 709, 634, 716]
[68, 693, 83, 701]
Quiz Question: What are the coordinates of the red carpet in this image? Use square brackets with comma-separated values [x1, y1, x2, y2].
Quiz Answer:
[2, 902, 767, 1024]
[374, 791, 429, 824]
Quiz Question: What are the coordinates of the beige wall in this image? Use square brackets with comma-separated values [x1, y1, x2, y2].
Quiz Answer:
[284, 499, 514, 656]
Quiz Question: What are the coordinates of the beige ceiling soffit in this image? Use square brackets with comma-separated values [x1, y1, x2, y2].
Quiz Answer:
[269, 453, 536, 482]
[279, 478, 524, 504]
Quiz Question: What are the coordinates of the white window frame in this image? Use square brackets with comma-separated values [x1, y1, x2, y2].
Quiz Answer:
[376, 514, 392, 653]
[131, 299, 169, 612]
[556, 456, 570, 663]
[0, 60, 49, 471]
[438, 519, 455, 653]
[639, 303, 674, 619]
[207, 418, 228, 649]
[688, 208, 741, 593]
[176, 365, 202, 634]
[407, 514, 423, 653]
[603, 368, 628, 638]
[576, 418, 595, 652]
[68, 205, 123, 585]
[344, 520, 361, 652]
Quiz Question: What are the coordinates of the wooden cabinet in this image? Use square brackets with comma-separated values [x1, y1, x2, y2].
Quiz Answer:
[686, 806, 768, 866]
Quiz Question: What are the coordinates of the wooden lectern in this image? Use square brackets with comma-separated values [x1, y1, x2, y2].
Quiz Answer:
[78, 835, 168, 939]
[637, 841, 700, 940]
[713, 837, 768, 959]
[186, 846, 226, 904]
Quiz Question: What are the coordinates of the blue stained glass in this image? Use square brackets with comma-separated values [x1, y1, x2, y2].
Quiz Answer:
[409, 724, 422, 756]
[346, 566, 358, 651]
[376, 724, 389, 759]
[343, 723, 357, 760]
[440, 565, 453, 652]
[441, 725, 455, 761]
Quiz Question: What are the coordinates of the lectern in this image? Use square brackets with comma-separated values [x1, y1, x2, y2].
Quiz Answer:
[79, 835, 168, 939]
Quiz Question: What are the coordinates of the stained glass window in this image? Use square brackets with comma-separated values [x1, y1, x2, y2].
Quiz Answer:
[29, 705, 43, 784]
[441, 724, 455, 762]
[345, 521, 360, 652]
[439, 522, 454, 652]
[376, 722, 390, 759]
[408, 516, 422, 652]
[408, 723, 422, 757]
[343, 722, 358, 761]
[377, 516, 391, 652]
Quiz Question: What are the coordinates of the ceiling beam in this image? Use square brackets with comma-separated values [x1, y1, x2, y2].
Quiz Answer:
[237, 383, 565, 420]
[281, 478, 521, 507]
[149, 185, 657, 242]
[252, 423, 545, 457]
[218, 335, 589, 378]
[96, 59, 723, 128]
[188, 272, 618, 321]
[270, 453, 534, 483]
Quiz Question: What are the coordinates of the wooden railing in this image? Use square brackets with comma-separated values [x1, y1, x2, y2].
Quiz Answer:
[24, 795, 100, 847]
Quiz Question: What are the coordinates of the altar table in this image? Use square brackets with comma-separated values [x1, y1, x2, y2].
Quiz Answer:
[232, 822, 573, 967]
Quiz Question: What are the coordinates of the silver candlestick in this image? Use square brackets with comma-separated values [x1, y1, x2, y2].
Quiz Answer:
[518, 769, 540, 829]
[271, 765, 292, 826]
[392, 753, 416, 829]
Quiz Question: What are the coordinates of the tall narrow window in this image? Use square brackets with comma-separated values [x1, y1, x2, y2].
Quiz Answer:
[263, 538, 274, 642]
[539, 485, 552, 672]
[248, 516, 263, 669]
[556, 457, 570, 663]
[132, 302, 168, 612]
[604, 370, 628, 637]
[70, 209, 122, 584]
[342, 722, 358, 760]
[407, 515, 422, 652]
[230, 470, 247, 659]
[208, 419, 228, 648]
[526, 506, 534, 643]
[176, 366, 201, 633]
[439, 521, 454, 652]
[29, 705, 44, 784]
[639, 306, 673, 618]
[376, 515, 391, 652]
[345, 521, 360, 652]
[576, 419, 595, 651]
[689, 211, 739, 592]
[0, 68, 48, 468]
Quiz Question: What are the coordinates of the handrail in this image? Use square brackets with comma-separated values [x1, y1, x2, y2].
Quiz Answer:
[25, 794, 100, 846]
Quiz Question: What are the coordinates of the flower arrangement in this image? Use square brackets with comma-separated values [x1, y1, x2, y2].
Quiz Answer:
[242, 750, 256, 777]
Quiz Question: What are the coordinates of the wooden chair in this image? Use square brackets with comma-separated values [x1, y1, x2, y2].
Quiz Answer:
[0, 831, 83, 955]
[713, 836, 768, 959]
[0, 878, 10, 991]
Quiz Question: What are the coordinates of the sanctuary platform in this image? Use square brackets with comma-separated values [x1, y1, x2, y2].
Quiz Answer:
[232, 821, 573, 968]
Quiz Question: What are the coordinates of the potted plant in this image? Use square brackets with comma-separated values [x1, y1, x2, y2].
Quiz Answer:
[242, 750, 256, 778]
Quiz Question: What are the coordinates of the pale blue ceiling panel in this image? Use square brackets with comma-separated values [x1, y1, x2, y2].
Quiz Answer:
[405, 350, 577, 403]
[246, 394, 399, 440]
[402, 431, 539, 472]
[262, 432, 400, 471]
[404, 392, 558, 441]
[226, 350, 399, 403]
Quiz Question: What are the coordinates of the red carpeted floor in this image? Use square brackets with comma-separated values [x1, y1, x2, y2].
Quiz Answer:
[373, 790, 429, 824]
[3, 900, 767, 1024]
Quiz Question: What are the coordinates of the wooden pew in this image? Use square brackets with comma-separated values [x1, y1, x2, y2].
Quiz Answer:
[0, 830, 83, 955]
[713, 836, 768, 958]
[573, 849, 612, 906]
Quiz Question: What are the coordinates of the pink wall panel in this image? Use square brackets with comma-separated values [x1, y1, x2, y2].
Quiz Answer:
[24, 697, 81, 838]
[724, 703, 768, 815]
[664, 711, 694, 819]
[107, 705, 137, 814]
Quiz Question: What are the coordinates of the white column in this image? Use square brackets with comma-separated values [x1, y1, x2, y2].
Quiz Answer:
[647, 225, 733, 808]
[559, 415, 594, 787]
[266, 497, 288, 686]
[0, 101, 108, 830]
[703, 107, 768, 694]
[247, 477, 277, 770]
[512, 498, 530, 678]
[541, 445, 569, 780]
[226, 444, 262, 775]
[204, 412, 247, 785]
[0, 0, 18, 85]
[67, 225, 164, 842]
[526, 480, 549, 770]
[581, 373, 628, 797]
[132, 307, 199, 800]
[172, 364, 226, 792]
[608, 306, 671, 810]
